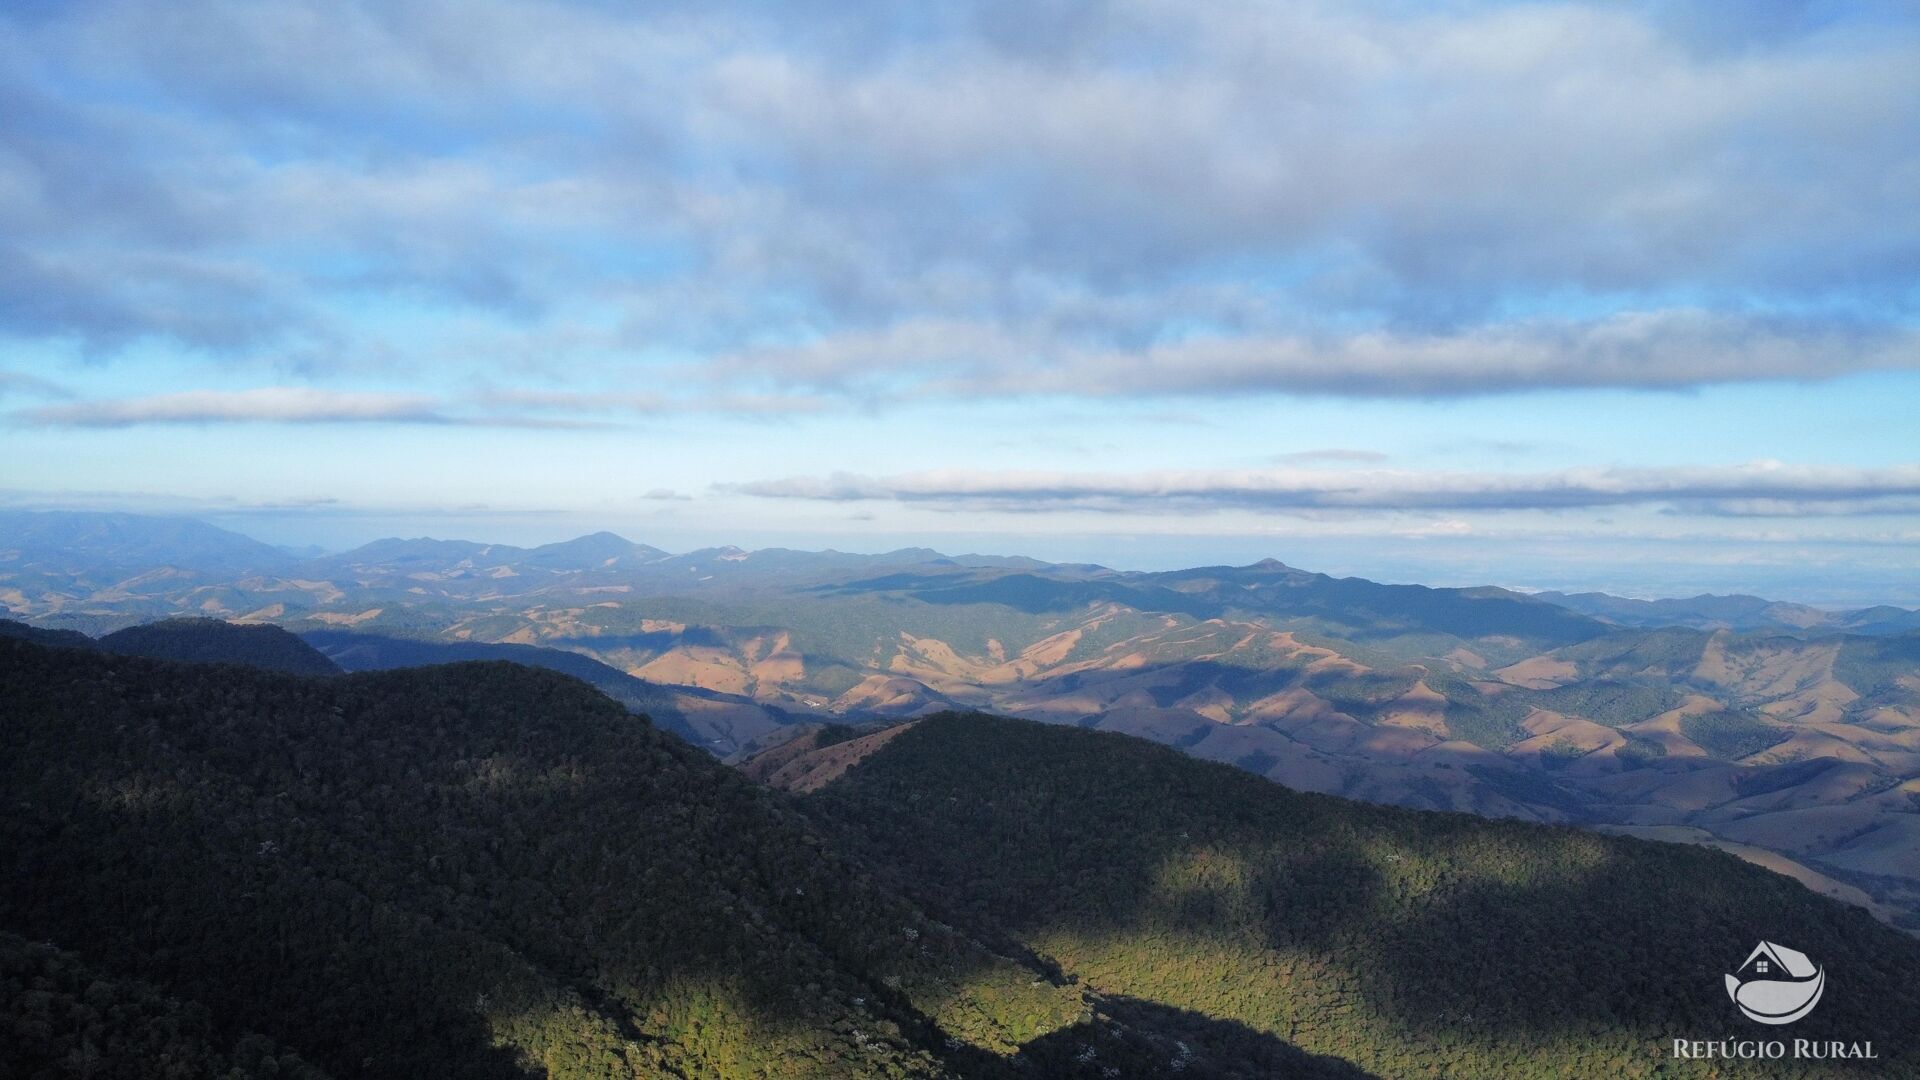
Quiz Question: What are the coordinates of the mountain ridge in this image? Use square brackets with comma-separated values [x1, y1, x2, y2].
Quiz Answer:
[8, 508, 1920, 930]
[9, 637, 1919, 1076]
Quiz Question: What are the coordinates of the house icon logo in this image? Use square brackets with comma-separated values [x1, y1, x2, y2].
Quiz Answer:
[1725, 942, 1825, 1025]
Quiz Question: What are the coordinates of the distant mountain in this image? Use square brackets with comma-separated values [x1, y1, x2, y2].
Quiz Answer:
[1536, 589, 1920, 636]
[301, 536, 515, 578]
[98, 618, 342, 676]
[516, 530, 669, 571]
[816, 559, 1608, 664]
[308, 531, 672, 578]
[0, 510, 295, 577]
[7, 511, 1920, 927]
[764, 712, 1920, 1077]
[0, 511, 296, 630]
[293, 535, 968, 593]
[1135, 560, 1609, 657]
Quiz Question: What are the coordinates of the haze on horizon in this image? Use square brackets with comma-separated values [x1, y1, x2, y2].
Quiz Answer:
[3, 0, 1918, 606]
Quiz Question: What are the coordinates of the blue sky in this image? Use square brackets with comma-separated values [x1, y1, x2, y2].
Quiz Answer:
[3, 0, 1918, 604]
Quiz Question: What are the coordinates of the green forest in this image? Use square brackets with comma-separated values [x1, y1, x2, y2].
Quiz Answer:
[4, 635, 1918, 1077]
[0, 639, 1077, 1078]
[804, 714, 1920, 1079]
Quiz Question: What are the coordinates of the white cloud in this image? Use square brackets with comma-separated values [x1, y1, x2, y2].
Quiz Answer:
[729, 461, 1920, 517]
[478, 387, 832, 416]
[1270, 449, 1391, 465]
[18, 387, 448, 426]
[1, 0, 1915, 398]
[714, 310, 1920, 399]
[11, 384, 843, 428]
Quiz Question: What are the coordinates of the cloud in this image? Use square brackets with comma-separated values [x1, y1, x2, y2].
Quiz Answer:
[16, 387, 450, 427]
[0, 0, 1915, 399]
[477, 388, 831, 416]
[0, 370, 73, 400]
[711, 310, 1920, 399]
[12, 383, 837, 429]
[728, 461, 1920, 517]
[0, 486, 573, 523]
[1271, 449, 1390, 465]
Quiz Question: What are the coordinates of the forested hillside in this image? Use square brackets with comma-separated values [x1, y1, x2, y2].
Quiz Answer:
[1, 931, 329, 1080]
[8, 634, 1920, 1077]
[9, 514, 1920, 932]
[301, 629, 791, 754]
[96, 617, 343, 676]
[0, 640, 1083, 1078]
[792, 714, 1920, 1078]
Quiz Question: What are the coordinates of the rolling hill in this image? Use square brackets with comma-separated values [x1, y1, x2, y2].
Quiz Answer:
[0, 639, 1085, 1078]
[1535, 590, 1920, 637]
[768, 713, 1920, 1078]
[9, 637, 1919, 1076]
[6, 510, 1920, 930]
[97, 617, 344, 676]
[301, 628, 794, 754]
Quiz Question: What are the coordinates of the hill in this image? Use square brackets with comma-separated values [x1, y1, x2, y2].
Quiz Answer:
[6, 513, 1920, 927]
[0, 510, 294, 578]
[0, 638, 1099, 1078]
[780, 713, 1920, 1078]
[301, 629, 794, 753]
[7, 637, 1919, 1076]
[97, 617, 343, 676]
[0, 617, 96, 650]
[1535, 590, 1920, 637]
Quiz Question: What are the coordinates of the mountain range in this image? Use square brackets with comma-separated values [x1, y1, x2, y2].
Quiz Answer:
[6, 635, 1917, 1077]
[5, 509, 1920, 932]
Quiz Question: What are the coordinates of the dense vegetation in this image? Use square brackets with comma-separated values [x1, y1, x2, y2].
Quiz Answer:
[0, 619, 95, 650]
[1679, 709, 1794, 761]
[300, 629, 715, 746]
[8, 630, 1920, 1078]
[1, 931, 327, 1080]
[0, 640, 1082, 1078]
[96, 618, 343, 676]
[804, 714, 1920, 1078]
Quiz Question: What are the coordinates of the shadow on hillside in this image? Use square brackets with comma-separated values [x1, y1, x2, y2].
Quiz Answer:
[1016, 995, 1381, 1079]
[802, 712, 1920, 1075]
[546, 625, 733, 652]
[805, 569, 1607, 651]
[806, 571, 1221, 619]
[10, 640, 1915, 1080]
[2, 644, 1097, 1077]
[1021, 657, 1419, 718]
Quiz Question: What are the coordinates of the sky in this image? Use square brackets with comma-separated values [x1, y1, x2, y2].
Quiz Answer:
[2, 0, 1918, 605]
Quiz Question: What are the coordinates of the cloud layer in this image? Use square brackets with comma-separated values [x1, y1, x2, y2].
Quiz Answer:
[711, 311, 1920, 400]
[3, 0, 1917, 403]
[13, 386, 822, 428]
[20, 388, 448, 427]
[731, 462, 1920, 517]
